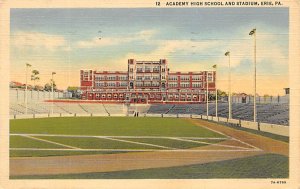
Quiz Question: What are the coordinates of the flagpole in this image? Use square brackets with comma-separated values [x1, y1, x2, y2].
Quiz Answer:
[25, 63, 31, 114]
[225, 51, 232, 119]
[249, 28, 257, 122]
[215, 66, 218, 117]
[206, 71, 209, 117]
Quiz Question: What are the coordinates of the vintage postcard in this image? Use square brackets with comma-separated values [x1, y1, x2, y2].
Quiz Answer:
[0, 0, 299, 188]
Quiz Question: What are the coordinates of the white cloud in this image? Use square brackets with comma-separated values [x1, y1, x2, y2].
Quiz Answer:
[76, 29, 157, 48]
[119, 39, 219, 61]
[11, 31, 68, 51]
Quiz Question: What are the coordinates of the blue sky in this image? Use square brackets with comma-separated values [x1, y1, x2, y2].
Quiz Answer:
[10, 8, 289, 95]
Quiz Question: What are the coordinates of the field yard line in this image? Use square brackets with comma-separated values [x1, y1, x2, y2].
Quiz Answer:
[9, 148, 260, 152]
[230, 137, 262, 150]
[169, 137, 253, 150]
[192, 123, 232, 138]
[192, 121, 262, 151]
[10, 134, 228, 140]
[20, 135, 81, 150]
[9, 148, 156, 152]
[97, 137, 177, 150]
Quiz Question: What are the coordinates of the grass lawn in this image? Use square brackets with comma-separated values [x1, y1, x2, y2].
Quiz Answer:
[10, 150, 118, 157]
[10, 154, 288, 179]
[124, 138, 218, 149]
[10, 117, 225, 157]
[10, 117, 225, 137]
[10, 135, 66, 149]
[36, 136, 161, 149]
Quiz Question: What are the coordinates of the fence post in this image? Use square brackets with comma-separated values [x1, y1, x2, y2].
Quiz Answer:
[258, 122, 260, 131]
[239, 119, 241, 127]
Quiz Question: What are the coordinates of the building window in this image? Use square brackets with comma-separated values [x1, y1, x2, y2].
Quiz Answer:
[192, 82, 202, 88]
[169, 76, 177, 81]
[180, 76, 190, 81]
[152, 82, 159, 87]
[153, 67, 159, 72]
[192, 75, 201, 81]
[168, 82, 178, 88]
[144, 76, 151, 80]
[136, 82, 143, 87]
[180, 82, 190, 88]
[137, 76, 143, 80]
[207, 73, 213, 82]
[144, 82, 151, 87]
[145, 66, 151, 72]
[153, 76, 160, 80]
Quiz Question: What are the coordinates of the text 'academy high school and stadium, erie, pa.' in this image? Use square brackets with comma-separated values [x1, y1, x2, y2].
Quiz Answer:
[80, 59, 216, 104]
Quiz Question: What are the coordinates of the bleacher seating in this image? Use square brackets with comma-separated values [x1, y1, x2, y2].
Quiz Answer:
[147, 104, 173, 114]
[9, 100, 289, 126]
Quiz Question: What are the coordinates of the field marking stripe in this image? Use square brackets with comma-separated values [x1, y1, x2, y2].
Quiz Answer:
[10, 134, 228, 140]
[20, 135, 81, 150]
[230, 137, 262, 150]
[195, 123, 262, 151]
[169, 137, 253, 150]
[98, 137, 177, 150]
[9, 148, 261, 152]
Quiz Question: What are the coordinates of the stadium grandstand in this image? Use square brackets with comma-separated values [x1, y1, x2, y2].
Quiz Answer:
[9, 88, 289, 126]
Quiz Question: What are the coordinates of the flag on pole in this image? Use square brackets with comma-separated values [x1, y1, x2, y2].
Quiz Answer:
[249, 28, 256, 35]
[225, 51, 230, 56]
[212, 64, 217, 69]
[52, 72, 56, 75]
[26, 63, 32, 67]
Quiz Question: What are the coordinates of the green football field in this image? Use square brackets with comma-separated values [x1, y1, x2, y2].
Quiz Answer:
[10, 117, 288, 179]
[10, 117, 227, 157]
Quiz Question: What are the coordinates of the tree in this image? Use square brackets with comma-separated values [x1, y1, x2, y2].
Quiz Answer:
[217, 89, 227, 97]
[67, 86, 80, 98]
[31, 70, 40, 88]
[67, 86, 79, 92]
[209, 90, 227, 101]
[44, 81, 57, 91]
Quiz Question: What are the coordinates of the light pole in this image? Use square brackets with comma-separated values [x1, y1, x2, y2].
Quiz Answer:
[206, 71, 209, 117]
[225, 51, 232, 119]
[213, 65, 217, 117]
[249, 28, 256, 122]
[25, 63, 32, 114]
[51, 72, 56, 114]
